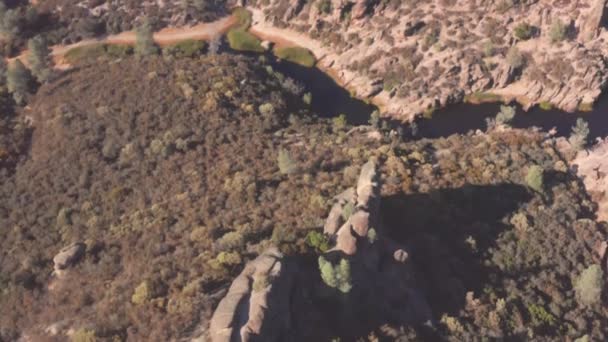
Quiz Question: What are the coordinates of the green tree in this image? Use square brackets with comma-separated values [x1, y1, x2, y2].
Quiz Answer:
[369, 110, 381, 129]
[569, 118, 589, 151]
[0, 58, 7, 86]
[495, 105, 516, 125]
[526, 165, 544, 192]
[514, 22, 533, 40]
[0, 7, 20, 39]
[318, 256, 352, 293]
[135, 19, 159, 56]
[28, 35, 53, 83]
[574, 264, 603, 307]
[7, 60, 31, 104]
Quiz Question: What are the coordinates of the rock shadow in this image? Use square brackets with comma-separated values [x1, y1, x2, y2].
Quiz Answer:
[381, 183, 532, 317]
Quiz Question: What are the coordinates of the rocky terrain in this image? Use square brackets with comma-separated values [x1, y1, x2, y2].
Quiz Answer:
[247, 0, 608, 120]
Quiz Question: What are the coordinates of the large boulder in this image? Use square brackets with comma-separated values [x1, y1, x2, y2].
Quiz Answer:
[53, 242, 86, 272]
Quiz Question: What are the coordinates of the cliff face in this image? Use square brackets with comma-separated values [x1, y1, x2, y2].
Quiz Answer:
[247, 0, 608, 120]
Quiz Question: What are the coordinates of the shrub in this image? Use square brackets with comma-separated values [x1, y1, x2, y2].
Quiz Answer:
[135, 19, 159, 56]
[305, 231, 331, 252]
[64, 44, 132, 63]
[216, 251, 242, 266]
[332, 114, 348, 131]
[317, 0, 332, 14]
[27, 35, 52, 83]
[277, 149, 296, 175]
[252, 274, 269, 292]
[369, 110, 380, 128]
[164, 39, 206, 58]
[574, 264, 603, 306]
[514, 22, 533, 40]
[302, 92, 312, 105]
[227, 29, 264, 52]
[318, 256, 352, 293]
[527, 304, 556, 328]
[132, 281, 151, 305]
[525, 165, 543, 192]
[367, 228, 377, 244]
[568, 118, 589, 151]
[258, 102, 275, 117]
[71, 329, 96, 342]
[506, 46, 524, 69]
[233, 7, 252, 30]
[7, 60, 30, 104]
[539, 101, 552, 110]
[495, 105, 516, 125]
[216, 231, 245, 251]
[274, 47, 316, 67]
[549, 19, 567, 43]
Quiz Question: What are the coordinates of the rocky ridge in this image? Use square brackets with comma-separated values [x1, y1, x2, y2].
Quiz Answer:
[247, 0, 608, 120]
[207, 160, 431, 341]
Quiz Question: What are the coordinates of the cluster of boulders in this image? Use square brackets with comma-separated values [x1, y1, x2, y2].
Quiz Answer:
[249, 0, 608, 120]
[207, 160, 430, 341]
[53, 242, 86, 277]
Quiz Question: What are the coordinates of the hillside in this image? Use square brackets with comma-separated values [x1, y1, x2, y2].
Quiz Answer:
[0, 50, 606, 341]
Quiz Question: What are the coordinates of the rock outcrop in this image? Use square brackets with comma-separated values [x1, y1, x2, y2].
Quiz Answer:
[53, 242, 86, 274]
[209, 248, 294, 342]
[208, 160, 431, 341]
[573, 138, 608, 221]
[249, 0, 608, 120]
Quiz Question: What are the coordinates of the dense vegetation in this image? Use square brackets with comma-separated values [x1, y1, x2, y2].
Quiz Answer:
[0, 46, 605, 341]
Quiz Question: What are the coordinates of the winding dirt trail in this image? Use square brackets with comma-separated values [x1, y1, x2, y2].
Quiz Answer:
[9, 15, 236, 69]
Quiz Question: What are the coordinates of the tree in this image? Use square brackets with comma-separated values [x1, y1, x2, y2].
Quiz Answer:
[514, 22, 533, 40]
[7, 60, 31, 104]
[318, 256, 352, 293]
[135, 19, 159, 56]
[495, 105, 516, 126]
[0, 58, 7, 86]
[28, 35, 53, 83]
[569, 118, 589, 151]
[525, 165, 544, 193]
[574, 264, 603, 307]
[0, 7, 21, 39]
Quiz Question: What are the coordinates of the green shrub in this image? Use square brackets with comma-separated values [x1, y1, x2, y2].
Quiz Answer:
[233, 7, 252, 30]
[317, 0, 332, 14]
[527, 304, 556, 328]
[513, 22, 533, 40]
[216, 251, 242, 266]
[568, 118, 589, 151]
[217, 231, 245, 251]
[27, 35, 52, 83]
[305, 231, 331, 252]
[71, 328, 96, 342]
[227, 29, 264, 52]
[549, 19, 567, 43]
[574, 264, 603, 306]
[132, 281, 151, 305]
[277, 149, 297, 175]
[164, 39, 206, 58]
[302, 92, 312, 105]
[332, 114, 348, 131]
[367, 228, 377, 244]
[369, 110, 380, 128]
[64, 44, 132, 64]
[539, 101, 552, 110]
[274, 47, 316, 67]
[252, 274, 269, 292]
[525, 165, 543, 192]
[318, 256, 352, 293]
[7, 59, 30, 104]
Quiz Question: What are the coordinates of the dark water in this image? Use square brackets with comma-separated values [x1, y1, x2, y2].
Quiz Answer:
[228, 46, 608, 141]
[270, 58, 376, 125]
[417, 95, 608, 141]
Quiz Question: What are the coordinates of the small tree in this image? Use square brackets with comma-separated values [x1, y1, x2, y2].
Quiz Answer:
[135, 19, 159, 56]
[549, 19, 567, 43]
[526, 165, 544, 192]
[574, 264, 603, 307]
[7, 60, 31, 104]
[28, 35, 53, 83]
[495, 105, 516, 126]
[568, 118, 589, 151]
[514, 22, 533, 40]
[277, 149, 296, 175]
[318, 256, 352, 293]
